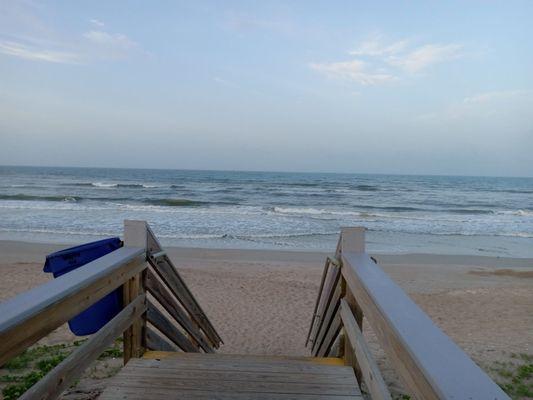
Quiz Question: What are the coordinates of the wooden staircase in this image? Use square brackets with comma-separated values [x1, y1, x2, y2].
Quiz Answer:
[100, 352, 362, 399]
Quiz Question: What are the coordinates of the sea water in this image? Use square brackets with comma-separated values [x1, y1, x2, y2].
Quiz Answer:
[0, 166, 532, 257]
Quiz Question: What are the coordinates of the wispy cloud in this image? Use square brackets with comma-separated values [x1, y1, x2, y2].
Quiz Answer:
[463, 90, 528, 104]
[89, 18, 105, 28]
[83, 30, 136, 49]
[311, 35, 465, 86]
[0, 2, 141, 64]
[309, 60, 395, 85]
[0, 40, 81, 64]
[388, 43, 463, 73]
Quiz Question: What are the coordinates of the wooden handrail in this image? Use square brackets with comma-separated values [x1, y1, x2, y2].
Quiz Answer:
[308, 227, 510, 400]
[0, 219, 222, 400]
[0, 246, 146, 366]
[20, 294, 147, 400]
[342, 250, 509, 399]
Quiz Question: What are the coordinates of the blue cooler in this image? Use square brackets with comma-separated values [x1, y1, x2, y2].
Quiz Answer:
[43, 237, 123, 335]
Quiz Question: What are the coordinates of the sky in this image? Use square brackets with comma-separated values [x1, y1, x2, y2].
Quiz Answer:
[0, 1, 532, 177]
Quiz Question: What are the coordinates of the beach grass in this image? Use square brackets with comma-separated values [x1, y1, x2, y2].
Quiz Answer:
[490, 353, 533, 399]
[0, 338, 123, 400]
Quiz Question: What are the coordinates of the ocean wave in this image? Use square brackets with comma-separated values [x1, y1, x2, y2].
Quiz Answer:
[354, 184, 380, 191]
[146, 198, 208, 207]
[0, 194, 79, 202]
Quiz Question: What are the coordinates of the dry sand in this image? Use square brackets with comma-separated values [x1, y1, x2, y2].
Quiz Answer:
[0, 241, 532, 398]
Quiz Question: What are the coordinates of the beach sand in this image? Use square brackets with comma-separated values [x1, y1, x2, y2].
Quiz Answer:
[0, 241, 532, 398]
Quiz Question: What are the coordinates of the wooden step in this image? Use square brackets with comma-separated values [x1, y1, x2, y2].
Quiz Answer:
[99, 352, 363, 399]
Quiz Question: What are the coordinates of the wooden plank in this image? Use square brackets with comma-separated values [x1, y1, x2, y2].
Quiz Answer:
[146, 270, 213, 353]
[120, 366, 357, 384]
[108, 375, 359, 396]
[123, 220, 148, 361]
[122, 278, 132, 364]
[146, 326, 179, 352]
[311, 267, 341, 354]
[101, 386, 361, 400]
[149, 256, 221, 348]
[340, 298, 391, 400]
[142, 352, 345, 366]
[317, 310, 342, 357]
[20, 294, 146, 400]
[145, 224, 222, 346]
[129, 357, 354, 374]
[0, 247, 145, 366]
[309, 264, 340, 348]
[146, 299, 198, 353]
[341, 251, 510, 400]
[312, 281, 341, 355]
[305, 256, 331, 347]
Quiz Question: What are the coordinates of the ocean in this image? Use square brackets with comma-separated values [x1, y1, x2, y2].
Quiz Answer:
[0, 166, 532, 257]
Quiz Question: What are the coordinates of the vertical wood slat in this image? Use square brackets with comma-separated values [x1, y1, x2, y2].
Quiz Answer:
[123, 220, 149, 363]
[146, 299, 199, 353]
[20, 294, 146, 400]
[145, 270, 213, 353]
[340, 298, 391, 400]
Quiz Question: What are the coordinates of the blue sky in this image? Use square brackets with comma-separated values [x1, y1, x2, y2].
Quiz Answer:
[0, 1, 532, 176]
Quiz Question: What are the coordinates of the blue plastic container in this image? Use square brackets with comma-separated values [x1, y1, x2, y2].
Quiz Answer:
[43, 237, 123, 336]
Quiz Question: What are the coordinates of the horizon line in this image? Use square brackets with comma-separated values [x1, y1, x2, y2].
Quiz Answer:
[1, 164, 532, 180]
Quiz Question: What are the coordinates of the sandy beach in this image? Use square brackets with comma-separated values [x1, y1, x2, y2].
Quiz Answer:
[0, 240, 532, 398]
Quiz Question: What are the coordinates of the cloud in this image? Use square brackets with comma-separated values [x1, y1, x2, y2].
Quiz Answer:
[83, 30, 137, 50]
[310, 60, 395, 85]
[349, 38, 408, 57]
[311, 35, 465, 86]
[89, 19, 105, 27]
[388, 43, 463, 73]
[0, 39, 81, 64]
[463, 90, 528, 104]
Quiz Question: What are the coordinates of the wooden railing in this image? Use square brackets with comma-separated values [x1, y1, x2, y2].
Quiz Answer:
[307, 227, 510, 400]
[0, 220, 221, 400]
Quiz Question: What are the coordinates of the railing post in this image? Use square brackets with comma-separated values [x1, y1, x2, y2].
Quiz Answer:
[339, 227, 366, 386]
[123, 220, 148, 364]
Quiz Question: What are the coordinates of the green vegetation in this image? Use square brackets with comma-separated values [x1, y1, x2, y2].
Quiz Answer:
[1, 338, 124, 400]
[490, 353, 533, 399]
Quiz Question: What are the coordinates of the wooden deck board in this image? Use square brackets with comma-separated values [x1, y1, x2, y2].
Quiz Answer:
[100, 353, 362, 399]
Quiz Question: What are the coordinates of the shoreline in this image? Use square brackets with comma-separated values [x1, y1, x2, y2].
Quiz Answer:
[1, 239, 533, 266]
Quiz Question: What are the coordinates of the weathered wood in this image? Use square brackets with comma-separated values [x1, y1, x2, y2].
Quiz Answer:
[123, 220, 148, 361]
[20, 294, 146, 400]
[340, 298, 391, 400]
[305, 256, 331, 347]
[0, 247, 145, 366]
[146, 326, 179, 352]
[145, 223, 222, 347]
[146, 300, 198, 353]
[341, 251, 510, 400]
[148, 256, 220, 347]
[312, 281, 342, 355]
[317, 310, 342, 357]
[146, 270, 213, 353]
[122, 277, 132, 364]
[311, 265, 341, 354]
[100, 354, 363, 399]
